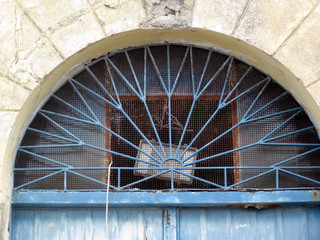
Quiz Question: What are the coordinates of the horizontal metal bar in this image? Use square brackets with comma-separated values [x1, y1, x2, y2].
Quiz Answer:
[12, 190, 320, 208]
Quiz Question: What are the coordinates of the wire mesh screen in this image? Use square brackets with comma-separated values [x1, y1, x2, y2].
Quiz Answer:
[14, 44, 320, 191]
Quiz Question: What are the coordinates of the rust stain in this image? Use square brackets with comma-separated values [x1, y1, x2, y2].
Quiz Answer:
[226, 203, 282, 210]
[313, 191, 318, 201]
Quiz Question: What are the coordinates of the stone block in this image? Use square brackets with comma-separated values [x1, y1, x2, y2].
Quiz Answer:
[0, 76, 30, 110]
[18, 0, 105, 58]
[93, 0, 146, 36]
[0, 0, 61, 90]
[50, 12, 105, 57]
[234, 0, 317, 55]
[192, 0, 247, 35]
[8, 37, 63, 89]
[275, 4, 320, 86]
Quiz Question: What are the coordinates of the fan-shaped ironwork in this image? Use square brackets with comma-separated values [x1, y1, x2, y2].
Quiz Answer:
[14, 45, 320, 191]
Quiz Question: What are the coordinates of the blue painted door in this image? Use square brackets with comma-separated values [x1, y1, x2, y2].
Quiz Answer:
[11, 207, 320, 240]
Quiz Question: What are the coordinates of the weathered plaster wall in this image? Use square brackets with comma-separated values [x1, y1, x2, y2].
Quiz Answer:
[0, 0, 320, 239]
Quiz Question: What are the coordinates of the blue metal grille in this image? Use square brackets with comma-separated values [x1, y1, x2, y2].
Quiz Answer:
[14, 45, 320, 191]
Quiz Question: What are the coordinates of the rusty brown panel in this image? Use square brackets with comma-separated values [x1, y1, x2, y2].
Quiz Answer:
[231, 62, 240, 186]
[105, 69, 112, 184]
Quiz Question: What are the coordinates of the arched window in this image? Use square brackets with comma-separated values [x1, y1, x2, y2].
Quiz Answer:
[11, 45, 320, 239]
[14, 44, 320, 191]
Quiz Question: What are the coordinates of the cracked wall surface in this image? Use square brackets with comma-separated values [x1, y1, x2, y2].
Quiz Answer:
[0, 0, 320, 239]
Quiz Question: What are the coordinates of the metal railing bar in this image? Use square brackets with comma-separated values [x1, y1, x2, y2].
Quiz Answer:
[14, 170, 64, 189]
[119, 169, 171, 190]
[173, 169, 223, 188]
[227, 169, 275, 188]
[18, 149, 71, 168]
[279, 168, 320, 186]
[66, 170, 117, 189]
[167, 45, 170, 93]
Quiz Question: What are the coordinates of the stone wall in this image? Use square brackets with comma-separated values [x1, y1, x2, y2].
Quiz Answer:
[0, 0, 319, 239]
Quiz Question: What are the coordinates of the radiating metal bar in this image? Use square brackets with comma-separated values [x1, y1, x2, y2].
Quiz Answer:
[52, 95, 96, 122]
[223, 77, 269, 107]
[190, 46, 196, 98]
[195, 50, 212, 95]
[219, 57, 233, 105]
[245, 107, 302, 123]
[264, 126, 315, 143]
[27, 127, 78, 144]
[174, 169, 223, 188]
[98, 123, 162, 164]
[39, 112, 82, 142]
[146, 46, 169, 95]
[125, 51, 144, 97]
[261, 142, 320, 147]
[85, 66, 119, 105]
[245, 91, 288, 120]
[143, 47, 147, 98]
[279, 168, 320, 186]
[70, 78, 120, 110]
[178, 105, 223, 160]
[20, 143, 81, 149]
[116, 105, 165, 161]
[223, 66, 252, 103]
[40, 109, 97, 126]
[18, 149, 71, 168]
[64, 170, 67, 191]
[105, 59, 122, 105]
[227, 169, 275, 188]
[185, 140, 258, 166]
[106, 57, 143, 99]
[241, 77, 271, 120]
[69, 80, 100, 122]
[119, 169, 171, 189]
[197, 56, 232, 98]
[260, 109, 303, 141]
[15, 170, 64, 189]
[170, 47, 189, 95]
[276, 168, 279, 189]
[67, 170, 117, 189]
